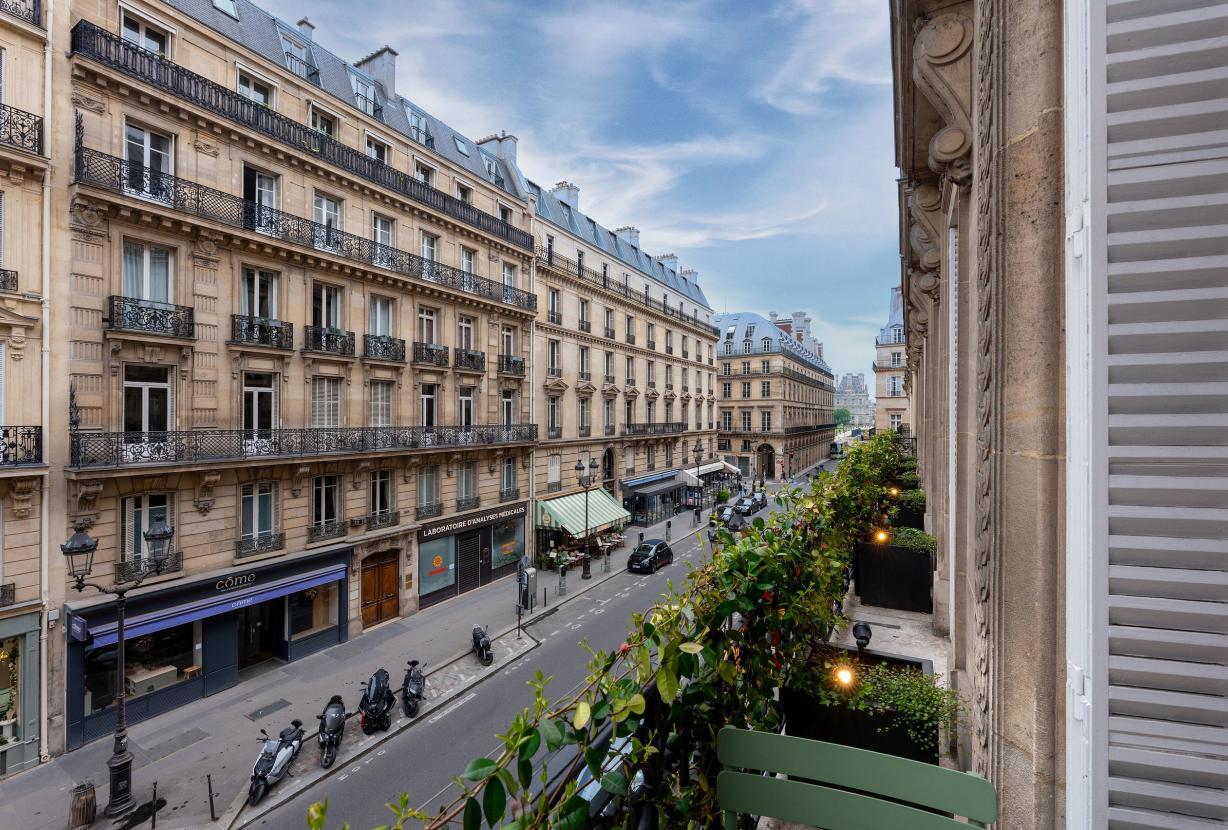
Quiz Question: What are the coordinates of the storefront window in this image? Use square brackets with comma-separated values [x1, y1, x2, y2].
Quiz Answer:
[83, 622, 202, 714]
[288, 583, 339, 641]
[0, 638, 21, 745]
[491, 518, 524, 568]
[419, 537, 455, 596]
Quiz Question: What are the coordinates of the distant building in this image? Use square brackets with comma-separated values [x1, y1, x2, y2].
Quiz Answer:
[836, 373, 874, 428]
[872, 287, 911, 433]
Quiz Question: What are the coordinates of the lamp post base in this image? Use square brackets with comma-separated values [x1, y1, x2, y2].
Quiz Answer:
[581, 554, 592, 580]
[103, 747, 136, 817]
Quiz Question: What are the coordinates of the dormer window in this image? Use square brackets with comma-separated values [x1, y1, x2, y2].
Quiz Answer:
[483, 156, 497, 178]
[743, 339, 752, 354]
[453, 136, 470, 156]
[282, 36, 315, 81]
[352, 76, 378, 117]
[745, 324, 755, 338]
[762, 337, 771, 352]
[407, 109, 430, 145]
[213, 0, 238, 18]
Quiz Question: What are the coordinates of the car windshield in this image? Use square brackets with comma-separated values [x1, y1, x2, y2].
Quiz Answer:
[634, 544, 654, 555]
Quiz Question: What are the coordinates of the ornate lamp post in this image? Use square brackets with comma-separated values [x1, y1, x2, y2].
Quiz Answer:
[691, 441, 704, 511]
[575, 457, 600, 580]
[61, 517, 173, 817]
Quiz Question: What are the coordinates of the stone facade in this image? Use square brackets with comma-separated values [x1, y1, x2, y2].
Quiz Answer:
[872, 286, 910, 433]
[834, 373, 873, 428]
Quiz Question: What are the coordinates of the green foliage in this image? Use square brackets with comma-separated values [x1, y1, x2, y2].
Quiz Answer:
[856, 663, 960, 752]
[834, 407, 852, 427]
[717, 487, 731, 504]
[899, 488, 926, 513]
[890, 527, 936, 555]
[898, 470, 920, 489]
[898, 456, 917, 473]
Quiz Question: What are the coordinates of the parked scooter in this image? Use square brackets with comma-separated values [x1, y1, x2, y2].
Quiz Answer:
[472, 624, 494, 666]
[317, 695, 346, 768]
[358, 668, 395, 734]
[248, 718, 304, 805]
[401, 659, 426, 717]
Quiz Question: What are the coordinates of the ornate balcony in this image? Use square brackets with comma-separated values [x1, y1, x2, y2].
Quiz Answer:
[363, 334, 406, 362]
[0, 270, 15, 292]
[578, 426, 591, 437]
[107, 295, 195, 339]
[500, 486, 520, 503]
[455, 348, 486, 372]
[578, 320, 591, 333]
[307, 520, 346, 543]
[366, 510, 400, 531]
[547, 311, 562, 325]
[546, 481, 562, 493]
[0, 0, 39, 26]
[68, 423, 539, 469]
[0, 583, 12, 607]
[73, 144, 538, 312]
[304, 326, 355, 356]
[413, 342, 449, 367]
[456, 495, 481, 511]
[0, 426, 42, 465]
[235, 532, 286, 558]
[70, 21, 534, 252]
[0, 103, 42, 155]
[416, 502, 443, 520]
[231, 315, 294, 349]
[283, 52, 319, 84]
[497, 354, 525, 376]
[115, 548, 183, 583]
[624, 422, 686, 437]
[604, 327, 616, 339]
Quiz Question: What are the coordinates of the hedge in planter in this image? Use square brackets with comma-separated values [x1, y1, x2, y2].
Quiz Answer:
[893, 488, 926, 529]
[856, 527, 935, 612]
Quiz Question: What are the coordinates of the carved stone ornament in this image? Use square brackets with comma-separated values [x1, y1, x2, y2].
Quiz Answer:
[291, 465, 311, 497]
[194, 471, 222, 515]
[9, 477, 39, 519]
[71, 93, 107, 115]
[192, 130, 220, 158]
[70, 197, 109, 239]
[354, 460, 372, 489]
[72, 479, 104, 527]
[913, 13, 973, 184]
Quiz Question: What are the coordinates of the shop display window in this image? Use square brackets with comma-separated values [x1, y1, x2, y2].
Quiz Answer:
[288, 583, 339, 641]
[491, 519, 524, 569]
[0, 638, 21, 745]
[83, 621, 202, 714]
[419, 537, 454, 595]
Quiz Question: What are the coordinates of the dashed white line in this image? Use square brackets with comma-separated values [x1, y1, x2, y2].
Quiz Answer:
[427, 691, 477, 724]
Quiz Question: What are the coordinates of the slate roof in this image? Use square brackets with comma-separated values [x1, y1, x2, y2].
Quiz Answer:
[713, 311, 833, 375]
[880, 286, 904, 340]
[162, 0, 518, 197]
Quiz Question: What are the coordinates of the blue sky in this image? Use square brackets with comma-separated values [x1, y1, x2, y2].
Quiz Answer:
[262, 0, 899, 378]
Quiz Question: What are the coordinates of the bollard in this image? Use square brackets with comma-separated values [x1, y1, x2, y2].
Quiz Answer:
[666, 520, 671, 541]
[152, 781, 158, 829]
[207, 774, 217, 821]
[543, 586, 548, 608]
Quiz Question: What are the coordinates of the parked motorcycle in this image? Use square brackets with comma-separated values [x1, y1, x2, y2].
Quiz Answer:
[358, 668, 395, 734]
[317, 695, 347, 768]
[247, 718, 304, 805]
[401, 659, 426, 718]
[472, 624, 494, 666]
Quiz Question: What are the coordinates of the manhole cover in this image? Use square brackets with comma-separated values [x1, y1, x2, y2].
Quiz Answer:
[247, 698, 291, 721]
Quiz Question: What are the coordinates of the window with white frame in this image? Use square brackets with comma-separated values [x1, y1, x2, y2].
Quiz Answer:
[240, 482, 278, 541]
[458, 462, 476, 500]
[311, 377, 341, 427]
[646, 401, 656, 424]
[365, 135, 388, 164]
[370, 469, 394, 517]
[407, 109, 428, 144]
[418, 465, 438, 506]
[624, 446, 634, 472]
[122, 493, 174, 563]
[547, 397, 560, 432]
[455, 182, 473, 204]
[461, 247, 476, 274]
[420, 383, 437, 427]
[124, 123, 173, 199]
[122, 12, 169, 56]
[501, 390, 515, 425]
[369, 380, 393, 426]
[372, 213, 394, 253]
[625, 399, 634, 425]
[502, 262, 516, 289]
[123, 365, 173, 434]
[421, 233, 438, 262]
[312, 282, 342, 329]
[501, 457, 516, 491]
[310, 107, 336, 138]
[313, 193, 341, 249]
[578, 397, 590, 430]
[547, 340, 560, 375]
[458, 386, 475, 428]
[312, 475, 339, 528]
[369, 295, 392, 337]
[547, 454, 560, 485]
[122, 240, 172, 302]
[415, 162, 434, 187]
[603, 398, 613, 428]
[418, 307, 437, 342]
[242, 371, 276, 432]
[352, 75, 376, 115]
[890, 414, 902, 430]
[501, 326, 515, 356]
[238, 71, 273, 106]
[742, 411, 752, 431]
[761, 411, 772, 432]
[458, 316, 475, 349]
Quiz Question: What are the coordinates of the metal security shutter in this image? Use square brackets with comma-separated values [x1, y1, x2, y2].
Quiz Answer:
[1099, 1, 1228, 826]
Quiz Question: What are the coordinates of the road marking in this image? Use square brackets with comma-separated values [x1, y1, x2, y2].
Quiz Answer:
[549, 629, 559, 637]
[592, 608, 605, 615]
[427, 692, 477, 724]
[568, 623, 582, 630]
[577, 613, 587, 619]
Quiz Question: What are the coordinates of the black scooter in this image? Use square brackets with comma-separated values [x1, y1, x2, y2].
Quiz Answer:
[317, 695, 346, 768]
[358, 668, 395, 734]
[401, 659, 426, 718]
[472, 624, 493, 666]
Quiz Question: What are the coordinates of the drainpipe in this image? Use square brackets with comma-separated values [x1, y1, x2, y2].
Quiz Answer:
[525, 201, 537, 563]
[38, 0, 54, 764]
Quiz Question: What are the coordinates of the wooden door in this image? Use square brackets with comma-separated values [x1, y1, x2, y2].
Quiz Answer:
[361, 550, 400, 628]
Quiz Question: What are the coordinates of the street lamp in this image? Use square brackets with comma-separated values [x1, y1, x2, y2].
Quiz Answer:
[575, 457, 600, 580]
[691, 441, 704, 513]
[62, 519, 173, 817]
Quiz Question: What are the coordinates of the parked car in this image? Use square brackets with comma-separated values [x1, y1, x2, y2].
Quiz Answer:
[710, 505, 736, 526]
[708, 511, 747, 544]
[734, 496, 756, 516]
[628, 540, 673, 573]
[751, 491, 768, 511]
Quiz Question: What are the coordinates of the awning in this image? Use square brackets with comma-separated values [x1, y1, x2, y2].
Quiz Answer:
[681, 460, 740, 485]
[537, 488, 631, 536]
[634, 478, 684, 497]
[620, 469, 677, 489]
[87, 563, 348, 647]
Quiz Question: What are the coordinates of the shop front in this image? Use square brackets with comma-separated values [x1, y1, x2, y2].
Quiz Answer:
[64, 547, 350, 751]
[680, 460, 741, 507]
[621, 471, 685, 526]
[0, 610, 40, 777]
[417, 502, 527, 609]
[534, 488, 631, 566]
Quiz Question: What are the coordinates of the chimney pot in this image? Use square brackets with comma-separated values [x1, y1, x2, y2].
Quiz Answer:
[355, 46, 398, 98]
[657, 253, 679, 273]
[550, 181, 580, 210]
[680, 267, 698, 282]
[296, 17, 314, 40]
[614, 226, 641, 248]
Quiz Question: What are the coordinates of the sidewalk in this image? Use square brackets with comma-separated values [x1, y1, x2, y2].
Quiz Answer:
[0, 510, 688, 830]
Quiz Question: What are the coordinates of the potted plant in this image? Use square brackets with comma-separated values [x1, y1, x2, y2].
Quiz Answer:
[717, 487, 730, 504]
[894, 488, 926, 529]
[855, 526, 935, 612]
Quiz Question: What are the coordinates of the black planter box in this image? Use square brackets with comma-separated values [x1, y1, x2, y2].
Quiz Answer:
[894, 505, 924, 530]
[783, 648, 938, 765]
[855, 542, 933, 613]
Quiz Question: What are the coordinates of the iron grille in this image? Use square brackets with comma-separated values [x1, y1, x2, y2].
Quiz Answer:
[500, 487, 520, 502]
[546, 481, 562, 493]
[363, 334, 406, 362]
[0, 270, 15, 292]
[454, 349, 486, 372]
[107, 295, 194, 339]
[413, 342, 449, 366]
[578, 371, 591, 382]
[416, 502, 443, 520]
[604, 327, 616, 338]
[366, 510, 400, 531]
[0, 103, 43, 155]
[0, 0, 39, 27]
[456, 496, 481, 511]
[231, 315, 293, 349]
[497, 354, 524, 375]
[578, 426, 591, 437]
[578, 320, 591, 333]
[604, 374, 615, 384]
[115, 548, 183, 583]
[624, 422, 686, 437]
[235, 532, 286, 558]
[548, 428, 562, 439]
[605, 425, 615, 436]
[307, 520, 346, 543]
[283, 52, 319, 84]
[70, 21, 534, 251]
[74, 145, 537, 311]
[0, 426, 41, 465]
[0, 583, 14, 607]
[304, 326, 356, 356]
[547, 311, 562, 325]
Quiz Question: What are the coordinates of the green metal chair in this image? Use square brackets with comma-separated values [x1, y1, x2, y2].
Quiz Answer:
[717, 726, 997, 829]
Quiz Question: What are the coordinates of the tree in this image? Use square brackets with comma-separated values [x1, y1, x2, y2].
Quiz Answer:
[835, 407, 852, 427]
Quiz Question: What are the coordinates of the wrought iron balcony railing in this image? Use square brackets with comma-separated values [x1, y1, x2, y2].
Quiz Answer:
[456, 495, 481, 511]
[624, 422, 686, 437]
[115, 548, 183, 583]
[0, 0, 39, 26]
[578, 371, 591, 382]
[107, 295, 195, 339]
[604, 374, 616, 384]
[366, 510, 400, 531]
[547, 427, 562, 439]
[665, 346, 674, 354]
[74, 145, 537, 311]
[408, 126, 435, 149]
[363, 334, 406, 362]
[604, 326, 616, 339]
[307, 520, 346, 543]
[353, 93, 383, 120]
[231, 314, 294, 349]
[578, 320, 591, 333]
[624, 466, 635, 476]
[0, 103, 43, 156]
[547, 367, 561, 378]
[235, 532, 286, 558]
[0, 583, 13, 607]
[455, 348, 486, 372]
[304, 326, 356, 356]
[647, 381, 657, 389]
[546, 481, 562, 493]
[647, 340, 656, 350]
[413, 342, 449, 366]
[625, 333, 636, 345]
[499, 486, 520, 503]
[497, 354, 525, 376]
[0, 270, 16, 292]
[682, 351, 689, 359]
[626, 378, 636, 387]
[68, 423, 539, 469]
[547, 311, 562, 325]
[604, 425, 615, 436]
[283, 52, 320, 84]
[70, 21, 533, 251]
[578, 426, 591, 437]
[0, 426, 41, 465]
[416, 502, 443, 520]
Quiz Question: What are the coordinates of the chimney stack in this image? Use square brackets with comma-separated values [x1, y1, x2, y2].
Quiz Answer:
[296, 17, 314, 40]
[355, 46, 398, 97]
[768, 311, 779, 321]
[657, 253, 679, 273]
[614, 226, 640, 248]
[550, 181, 580, 210]
[680, 267, 698, 283]
[478, 131, 518, 166]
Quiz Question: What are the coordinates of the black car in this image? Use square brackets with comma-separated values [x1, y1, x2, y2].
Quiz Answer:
[734, 496, 756, 516]
[628, 540, 673, 573]
[751, 491, 768, 511]
[710, 505, 736, 526]
[707, 511, 746, 544]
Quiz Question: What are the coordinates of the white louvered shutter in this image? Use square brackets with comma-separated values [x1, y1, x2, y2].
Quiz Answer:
[1095, 2, 1228, 826]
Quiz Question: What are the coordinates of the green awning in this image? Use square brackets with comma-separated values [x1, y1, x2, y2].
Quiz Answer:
[536, 488, 631, 537]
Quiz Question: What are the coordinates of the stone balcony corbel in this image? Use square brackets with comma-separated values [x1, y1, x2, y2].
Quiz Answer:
[912, 12, 973, 188]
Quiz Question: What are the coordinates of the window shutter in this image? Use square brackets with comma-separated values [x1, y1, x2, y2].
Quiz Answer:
[122, 497, 136, 561]
[0, 191, 5, 268]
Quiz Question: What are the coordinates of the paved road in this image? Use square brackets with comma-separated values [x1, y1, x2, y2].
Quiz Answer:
[252, 517, 730, 830]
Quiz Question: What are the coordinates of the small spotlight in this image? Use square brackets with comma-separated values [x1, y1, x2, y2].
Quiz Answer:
[835, 667, 855, 687]
[874, 529, 889, 543]
[888, 487, 900, 497]
[852, 621, 873, 651]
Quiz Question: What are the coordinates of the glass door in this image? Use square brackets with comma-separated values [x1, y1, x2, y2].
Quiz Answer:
[124, 124, 172, 201]
[242, 372, 277, 454]
[122, 365, 172, 461]
[122, 241, 171, 303]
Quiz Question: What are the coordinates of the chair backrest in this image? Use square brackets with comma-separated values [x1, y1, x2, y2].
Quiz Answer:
[716, 726, 997, 830]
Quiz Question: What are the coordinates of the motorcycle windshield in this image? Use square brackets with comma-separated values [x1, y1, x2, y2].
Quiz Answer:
[366, 673, 388, 701]
[324, 711, 345, 731]
[407, 676, 424, 695]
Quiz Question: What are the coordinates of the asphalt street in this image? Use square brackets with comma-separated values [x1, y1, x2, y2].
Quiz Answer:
[251, 513, 739, 830]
